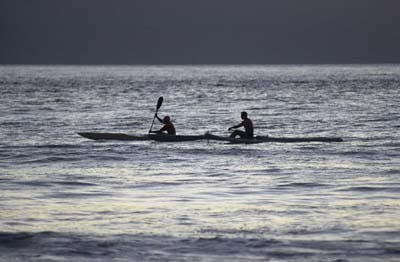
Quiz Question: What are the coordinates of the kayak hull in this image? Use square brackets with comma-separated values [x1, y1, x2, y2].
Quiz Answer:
[78, 132, 148, 141]
[148, 134, 205, 142]
[78, 132, 205, 142]
[204, 133, 343, 143]
[78, 132, 343, 143]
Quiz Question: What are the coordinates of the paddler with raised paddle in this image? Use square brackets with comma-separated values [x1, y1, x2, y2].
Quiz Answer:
[148, 97, 176, 135]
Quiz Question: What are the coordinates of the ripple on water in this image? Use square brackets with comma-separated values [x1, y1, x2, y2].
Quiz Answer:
[0, 231, 398, 261]
[1, 65, 400, 261]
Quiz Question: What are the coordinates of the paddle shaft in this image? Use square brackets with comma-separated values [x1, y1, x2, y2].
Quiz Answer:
[148, 97, 163, 134]
[148, 112, 159, 133]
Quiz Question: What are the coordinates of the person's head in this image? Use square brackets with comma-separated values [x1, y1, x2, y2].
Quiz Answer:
[241, 111, 248, 120]
[163, 116, 171, 123]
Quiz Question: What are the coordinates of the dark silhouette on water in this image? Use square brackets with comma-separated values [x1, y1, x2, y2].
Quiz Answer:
[78, 98, 343, 143]
[148, 96, 164, 134]
[150, 114, 176, 135]
[228, 111, 254, 139]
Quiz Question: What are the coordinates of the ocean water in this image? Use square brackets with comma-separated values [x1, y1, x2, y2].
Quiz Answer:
[0, 65, 399, 261]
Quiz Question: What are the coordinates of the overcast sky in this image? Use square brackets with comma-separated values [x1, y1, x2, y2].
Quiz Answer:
[1, 0, 400, 64]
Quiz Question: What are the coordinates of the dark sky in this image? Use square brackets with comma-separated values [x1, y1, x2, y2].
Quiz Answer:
[1, 0, 400, 64]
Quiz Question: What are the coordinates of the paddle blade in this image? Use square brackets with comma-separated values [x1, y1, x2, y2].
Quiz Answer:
[156, 96, 163, 110]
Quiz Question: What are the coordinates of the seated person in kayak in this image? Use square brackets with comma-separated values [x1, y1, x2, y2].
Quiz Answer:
[150, 113, 176, 135]
[228, 111, 254, 139]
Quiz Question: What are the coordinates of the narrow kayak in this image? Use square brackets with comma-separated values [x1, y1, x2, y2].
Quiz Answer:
[204, 133, 343, 143]
[78, 132, 343, 143]
[148, 134, 205, 142]
[78, 132, 148, 141]
[78, 132, 205, 142]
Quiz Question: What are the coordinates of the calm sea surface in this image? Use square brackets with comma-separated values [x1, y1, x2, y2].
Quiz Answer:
[0, 65, 399, 261]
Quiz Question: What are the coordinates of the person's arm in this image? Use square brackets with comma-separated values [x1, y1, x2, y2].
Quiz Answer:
[155, 113, 163, 123]
[159, 125, 168, 133]
[228, 121, 244, 131]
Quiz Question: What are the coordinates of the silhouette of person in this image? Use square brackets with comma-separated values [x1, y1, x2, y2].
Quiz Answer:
[228, 111, 254, 139]
[150, 113, 176, 135]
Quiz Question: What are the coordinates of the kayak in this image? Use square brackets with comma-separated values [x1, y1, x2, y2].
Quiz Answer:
[78, 132, 148, 141]
[204, 133, 344, 143]
[78, 132, 343, 143]
[78, 132, 205, 142]
[148, 134, 205, 142]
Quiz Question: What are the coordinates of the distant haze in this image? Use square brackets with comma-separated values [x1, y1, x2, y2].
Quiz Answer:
[1, 0, 400, 64]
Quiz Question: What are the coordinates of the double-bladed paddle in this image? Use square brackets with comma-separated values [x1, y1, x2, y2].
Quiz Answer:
[148, 96, 163, 134]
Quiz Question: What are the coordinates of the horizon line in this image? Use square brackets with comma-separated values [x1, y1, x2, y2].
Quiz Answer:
[1, 63, 400, 67]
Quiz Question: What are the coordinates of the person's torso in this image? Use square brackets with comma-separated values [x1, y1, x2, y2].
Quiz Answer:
[243, 118, 253, 136]
[163, 122, 176, 135]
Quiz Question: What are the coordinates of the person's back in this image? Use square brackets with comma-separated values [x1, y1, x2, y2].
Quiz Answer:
[242, 117, 254, 137]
